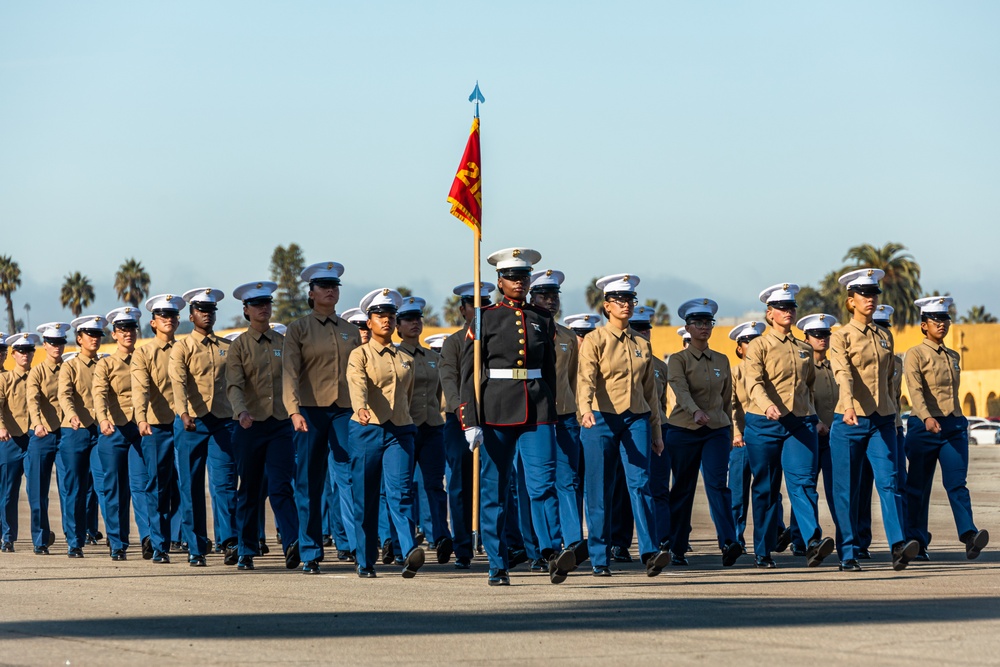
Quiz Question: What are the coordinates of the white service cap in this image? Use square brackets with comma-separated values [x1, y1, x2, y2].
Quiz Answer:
[838, 268, 884, 294]
[915, 296, 954, 318]
[301, 261, 345, 284]
[341, 307, 368, 325]
[796, 313, 838, 333]
[487, 247, 541, 273]
[6, 332, 41, 348]
[759, 283, 800, 306]
[37, 322, 72, 341]
[676, 325, 691, 341]
[397, 296, 426, 317]
[564, 313, 600, 331]
[677, 298, 718, 321]
[728, 321, 766, 341]
[106, 307, 142, 327]
[183, 288, 225, 310]
[233, 281, 277, 304]
[872, 304, 894, 323]
[452, 282, 496, 299]
[423, 333, 449, 351]
[71, 315, 107, 333]
[630, 305, 654, 325]
[596, 273, 640, 295]
[223, 332, 242, 342]
[145, 294, 186, 314]
[270, 323, 287, 335]
[529, 269, 565, 292]
[360, 288, 403, 314]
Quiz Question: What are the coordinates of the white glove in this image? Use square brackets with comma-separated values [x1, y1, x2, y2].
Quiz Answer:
[464, 426, 483, 451]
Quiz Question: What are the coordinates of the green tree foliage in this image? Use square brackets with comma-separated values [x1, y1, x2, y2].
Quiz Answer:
[842, 243, 922, 325]
[60, 272, 95, 317]
[959, 305, 997, 324]
[269, 244, 310, 323]
[443, 295, 463, 326]
[643, 299, 671, 325]
[585, 277, 602, 312]
[114, 257, 151, 307]
[395, 286, 441, 326]
[0, 255, 21, 333]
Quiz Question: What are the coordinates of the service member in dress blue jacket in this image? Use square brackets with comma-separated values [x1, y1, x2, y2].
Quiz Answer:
[347, 288, 425, 579]
[0, 333, 39, 552]
[168, 287, 237, 567]
[59, 315, 107, 559]
[282, 262, 361, 574]
[903, 296, 989, 560]
[728, 320, 766, 553]
[395, 296, 453, 564]
[577, 273, 670, 577]
[629, 306, 671, 553]
[789, 313, 842, 555]
[829, 268, 919, 572]
[439, 280, 493, 570]
[26, 322, 71, 554]
[132, 294, 185, 563]
[460, 248, 576, 586]
[93, 307, 146, 560]
[743, 284, 834, 568]
[666, 299, 743, 567]
[529, 269, 587, 565]
[225, 281, 301, 571]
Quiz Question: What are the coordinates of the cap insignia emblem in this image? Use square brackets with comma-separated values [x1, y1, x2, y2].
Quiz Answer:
[702, 298, 708, 305]
[624, 274, 630, 281]
[938, 298, 945, 304]
[545, 269, 552, 277]
[256, 283, 263, 289]
[866, 269, 874, 277]
[751, 321, 757, 327]
[408, 297, 415, 303]
[782, 283, 789, 290]
[382, 288, 390, 296]
[512, 249, 521, 258]
[204, 289, 211, 295]
[166, 295, 173, 300]
[93, 316, 100, 322]
[327, 262, 333, 270]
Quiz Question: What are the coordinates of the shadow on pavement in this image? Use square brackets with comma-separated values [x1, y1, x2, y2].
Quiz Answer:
[2, 596, 998, 640]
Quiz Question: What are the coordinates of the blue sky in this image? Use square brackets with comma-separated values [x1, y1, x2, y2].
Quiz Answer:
[2, 1, 997, 329]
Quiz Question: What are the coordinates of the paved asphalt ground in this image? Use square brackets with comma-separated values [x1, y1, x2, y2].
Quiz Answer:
[1, 447, 999, 666]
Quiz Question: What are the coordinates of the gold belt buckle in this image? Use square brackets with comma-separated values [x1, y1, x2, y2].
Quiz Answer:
[511, 368, 528, 380]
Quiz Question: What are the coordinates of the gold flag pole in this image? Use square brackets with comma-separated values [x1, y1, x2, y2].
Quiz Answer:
[471, 231, 482, 553]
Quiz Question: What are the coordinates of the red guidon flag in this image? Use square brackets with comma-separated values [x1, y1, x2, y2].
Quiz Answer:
[447, 117, 482, 238]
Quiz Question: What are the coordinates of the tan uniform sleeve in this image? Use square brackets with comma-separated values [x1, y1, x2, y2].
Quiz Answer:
[168, 342, 190, 417]
[346, 346, 369, 414]
[829, 329, 856, 411]
[226, 337, 249, 420]
[130, 352, 151, 425]
[575, 334, 600, 415]
[641, 342, 660, 432]
[92, 360, 112, 424]
[721, 357, 733, 428]
[0, 374, 9, 432]
[281, 323, 303, 417]
[743, 338, 773, 414]
[438, 332, 462, 414]
[666, 352, 700, 416]
[26, 367, 43, 429]
[903, 349, 931, 422]
[732, 369, 745, 440]
[58, 362, 78, 424]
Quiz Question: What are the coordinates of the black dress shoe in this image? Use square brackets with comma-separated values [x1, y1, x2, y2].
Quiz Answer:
[964, 529, 989, 560]
[259, 540, 270, 555]
[571, 540, 589, 566]
[530, 557, 547, 572]
[189, 555, 207, 567]
[321, 535, 334, 547]
[839, 559, 862, 571]
[237, 556, 255, 570]
[914, 548, 930, 562]
[68, 547, 84, 558]
[507, 548, 529, 569]
[141, 536, 154, 560]
[454, 556, 471, 570]
[610, 546, 633, 563]
[152, 552, 171, 564]
[722, 541, 743, 567]
[790, 545, 807, 557]
[671, 554, 689, 566]
[548, 547, 577, 584]
[755, 556, 777, 569]
[86, 532, 99, 546]
[285, 540, 301, 570]
[224, 545, 239, 566]
[774, 528, 792, 553]
[645, 549, 671, 577]
[46, 531, 56, 548]
[171, 541, 185, 553]
[1, 541, 14, 553]
[488, 568, 510, 586]
[806, 537, 835, 567]
[302, 560, 321, 574]
[892, 539, 920, 571]
[435, 537, 453, 564]
[401, 546, 425, 578]
[592, 565, 612, 577]
[33, 545, 49, 555]
[357, 566, 377, 578]
[414, 530, 425, 547]
[337, 549, 353, 562]
[111, 549, 127, 561]
[380, 538, 395, 565]
[857, 548, 872, 559]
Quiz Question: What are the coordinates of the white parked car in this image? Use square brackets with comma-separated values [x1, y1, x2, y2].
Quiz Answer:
[968, 421, 1000, 446]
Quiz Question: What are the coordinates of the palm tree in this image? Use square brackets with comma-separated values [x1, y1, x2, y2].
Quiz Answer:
[0, 255, 21, 333]
[114, 258, 151, 307]
[643, 299, 671, 325]
[585, 277, 602, 312]
[959, 305, 997, 324]
[61, 272, 95, 317]
[442, 295, 463, 326]
[841, 243, 922, 325]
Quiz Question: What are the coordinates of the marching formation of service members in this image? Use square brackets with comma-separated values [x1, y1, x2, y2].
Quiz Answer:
[0, 251, 990, 585]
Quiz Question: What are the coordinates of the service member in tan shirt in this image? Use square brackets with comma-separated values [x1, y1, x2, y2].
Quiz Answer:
[629, 306, 672, 558]
[346, 288, 424, 579]
[26, 322, 71, 553]
[726, 321, 766, 553]
[903, 296, 989, 560]
[743, 284, 833, 569]
[168, 287, 236, 566]
[58, 315, 107, 558]
[663, 299, 742, 567]
[436, 281, 493, 569]
[529, 269, 587, 564]
[793, 313, 842, 555]
[0, 332, 39, 551]
[396, 296, 453, 565]
[132, 293, 186, 563]
[577, 273, 668, 577]
[93, 308, 145, 561]
[226, 281, 300, 572]
[828, 268, 917, 572]
[281, 261, 362, 574]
